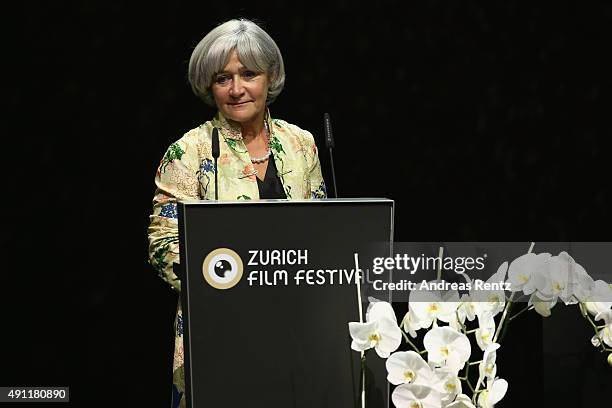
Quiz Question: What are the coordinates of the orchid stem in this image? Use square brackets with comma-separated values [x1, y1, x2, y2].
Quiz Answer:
[436, 247, 444, 283]
[461, 360, 470, 382]
[469, 360, 483, 366]
[465, 379, 475, 394]
[401, 331, 423, 354]
[456, 310, 467, 333]
[493, 296, 514, 343]
[584, 311, 600, 333]
[460, 362, 475, 393]
[508, 304, 533, 322]
[473, 242, 534, 403]
[360, 353, 366, 408]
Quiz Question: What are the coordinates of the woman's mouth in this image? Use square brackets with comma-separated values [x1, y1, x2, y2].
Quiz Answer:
[229, 101, 251, 107]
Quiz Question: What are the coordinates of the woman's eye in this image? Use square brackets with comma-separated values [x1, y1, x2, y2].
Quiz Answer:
[242, 71, 257, 79]
[215, 75, 230, 84]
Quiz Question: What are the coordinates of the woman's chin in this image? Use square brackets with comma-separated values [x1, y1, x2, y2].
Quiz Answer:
[222, 110, 261, 125]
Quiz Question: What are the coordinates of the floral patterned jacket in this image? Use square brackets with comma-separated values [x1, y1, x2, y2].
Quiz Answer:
[147, 110, 326, 408]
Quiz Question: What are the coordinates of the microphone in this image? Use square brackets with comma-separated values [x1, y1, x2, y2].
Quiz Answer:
[212, 128, 220, 200]
[323, 113, 338, 198]
[324, 112, 334, 149]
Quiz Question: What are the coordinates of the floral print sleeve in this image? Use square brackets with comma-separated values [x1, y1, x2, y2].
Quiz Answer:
[148, 130, 202, 292]
[298, 129, 327, 199]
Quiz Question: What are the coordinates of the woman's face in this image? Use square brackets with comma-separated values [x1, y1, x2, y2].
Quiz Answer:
[211, 50, 269, 126]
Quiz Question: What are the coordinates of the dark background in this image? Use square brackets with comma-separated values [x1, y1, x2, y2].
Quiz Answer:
[3, 0, 611, 407]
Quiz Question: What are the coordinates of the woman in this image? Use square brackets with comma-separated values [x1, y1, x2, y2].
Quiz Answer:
[147, 18, 326, 408]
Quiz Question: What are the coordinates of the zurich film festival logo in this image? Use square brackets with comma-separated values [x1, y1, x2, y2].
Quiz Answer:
[202, 248, 244, 289]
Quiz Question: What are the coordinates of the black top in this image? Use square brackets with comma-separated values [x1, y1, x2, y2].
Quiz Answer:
[256, 154, 287, 199]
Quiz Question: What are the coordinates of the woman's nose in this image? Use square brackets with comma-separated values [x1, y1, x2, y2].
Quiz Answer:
[229, 77, 244, 97]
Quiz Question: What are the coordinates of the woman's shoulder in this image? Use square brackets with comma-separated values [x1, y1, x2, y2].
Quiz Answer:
[162, 122, 212, 167]
[271, 118, 316, 144]
[179, 120, 215, 143]
[167, 121, 215, 158]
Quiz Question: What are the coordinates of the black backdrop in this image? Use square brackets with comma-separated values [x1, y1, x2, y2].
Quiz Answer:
[4, 1, 611, 407]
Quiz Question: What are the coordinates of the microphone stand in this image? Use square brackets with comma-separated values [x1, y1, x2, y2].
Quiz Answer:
[323, 113, 338, 198]
[212, 128, 220, 200]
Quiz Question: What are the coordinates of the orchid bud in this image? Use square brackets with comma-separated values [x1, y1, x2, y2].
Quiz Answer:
[607, 353, 612, 368]
[592, 335, 601, 348]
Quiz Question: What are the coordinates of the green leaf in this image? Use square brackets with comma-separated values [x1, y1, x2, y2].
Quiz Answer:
[160, 143, 186, 172]
[225, 138, 247, 153]
[269, 136, 285, 154]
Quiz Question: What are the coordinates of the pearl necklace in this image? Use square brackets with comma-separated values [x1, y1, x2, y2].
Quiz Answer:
[249, 120, 272, 164]
[250, 150, 271, 164]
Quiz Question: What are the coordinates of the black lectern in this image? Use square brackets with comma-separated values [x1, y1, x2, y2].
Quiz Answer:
[177, 198, 394, 408]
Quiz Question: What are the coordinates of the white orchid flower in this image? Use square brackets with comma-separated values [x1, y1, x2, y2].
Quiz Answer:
[432, 369, 462, 406]
[349, 301, 402, 358]
[364, 298, 396, 319]
[471, 262, 507, 320]
[448, 309, 467, 332]
[424, 326, 471, 373]
[477, 377, 508, 408]
[446, 394, 477, 408]
[506, 252, 551, 294]
[479, 343, 500, 381]
[568, 261, 594, 303]
[530, 253, 569, 302]
[401, 308, 425, 338]
[386, 351, 435, 386]
[584, 280, 612, 316]
[593, 309, 612, 348]
[528, 293, 556, 317]
[456, 264, 506, 335]
[391, 384, 441, 408]
[450, 294, 474, 331]
[409, 283, 460, 328]
[453, 295, 488, 332]
[532, 252, 590, 306]
[474, 316, 496, 352]
[456, 293, 477, 324]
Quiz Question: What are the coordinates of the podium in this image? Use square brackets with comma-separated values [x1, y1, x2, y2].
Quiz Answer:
[177, 198, 394, 408]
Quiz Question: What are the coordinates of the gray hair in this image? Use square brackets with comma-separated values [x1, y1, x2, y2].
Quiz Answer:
[188, 19, 286, 106]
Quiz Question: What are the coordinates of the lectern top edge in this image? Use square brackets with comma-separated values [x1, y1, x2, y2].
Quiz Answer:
[178, 197, 394, 206]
